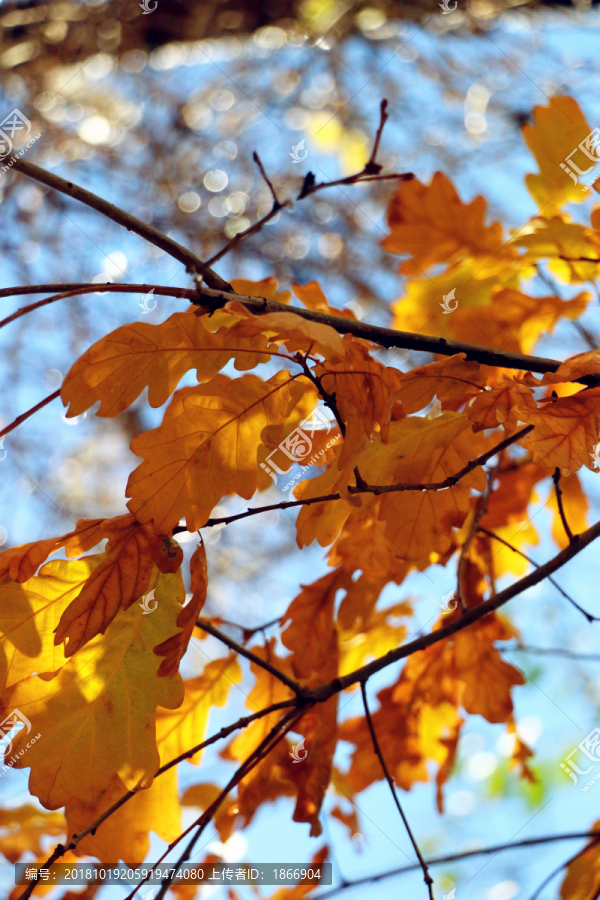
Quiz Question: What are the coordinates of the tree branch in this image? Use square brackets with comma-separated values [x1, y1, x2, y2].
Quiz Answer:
[0, 283, 196, 330]
[306, 517, 600, 702]
[553, 468, 575, 544]
[18, 699, 297, 900]
[0, 390, 60, 440]
[194, 284, 600, 383]
[360, 683, 434, 900]
[310, 832, 600, 900]
[479, 526, 598, 622]
[195, 617, 304, 696]
[5, 155, 232, 292]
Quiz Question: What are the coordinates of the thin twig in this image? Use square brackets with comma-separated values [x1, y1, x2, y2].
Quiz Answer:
[553, 468, 575, 544]
[366, 99, 388, 173]
[503, 643, 600, 661]
[212, 616, 282, 639]
[479, 526, 598, 621]
[5, 154, 231, 292]
[170, 427, 534, 536]
[360, 683, 434, 900]
[0, 284, 196, 329]
[310, 832, 600, 900]
[195, 617, 305, 696]
[253, 150, 280, 205]
[0, 390, 60, 439]
[151, 706, 309, 900]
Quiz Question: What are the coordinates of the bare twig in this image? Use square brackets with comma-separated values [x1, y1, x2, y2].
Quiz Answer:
[0, 390, 60, 439]
[479, 526, 598, 621]
[195, 617, 305, 696]
[252, 150, 280, 206]
[309, 832, 600, 900]
[553, 468, 576, 544]
[151, 705, 309, 900]
[504, 643, 600, 661]
[5, 155, 231, 292]
[360, 683, 434, 900]
[365, 99, 389, 174]
[0, 284, 196, 329]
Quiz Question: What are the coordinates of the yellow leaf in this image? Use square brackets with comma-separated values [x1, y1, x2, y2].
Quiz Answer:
[126, 371, 310, 533]
[514, 217, 600, 283]
[519, 387, 600, 475]
[0, 557, 101, 698]
[523, 96, 594, 213]
[382, 172, 506, 275]
[5, 563, 185, 809]
[293, 281, 357, 320]
[61, 311, 274, 418]
[157, 655, 242, 766]
[66, 767, 180, 864]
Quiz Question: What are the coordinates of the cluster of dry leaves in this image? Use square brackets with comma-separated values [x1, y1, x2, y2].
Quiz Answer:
[3, 94, 600, 899]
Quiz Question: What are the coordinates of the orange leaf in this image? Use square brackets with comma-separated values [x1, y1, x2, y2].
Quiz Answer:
[560, 821, 600, 900]
[126, 371, 310, 533]
[225, 304, 347, 361]
[518, 386, 600, 475]
[394, 354, 486, 414]
[61, 312, 274, 418]
[54, 517, 180, 655]
[468, 375, 537, 434]
[381, 171, 505, 275]
[281, 570, 345, 681]
[293, 281, 357, 320]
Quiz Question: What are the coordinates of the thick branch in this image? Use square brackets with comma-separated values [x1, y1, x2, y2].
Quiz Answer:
[306, 517, 600, 702]
[194, 285, 600, 383]
[479, 526, 598, 621]
[5, 155, 231, 292]
[360, 683, 434, 900]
